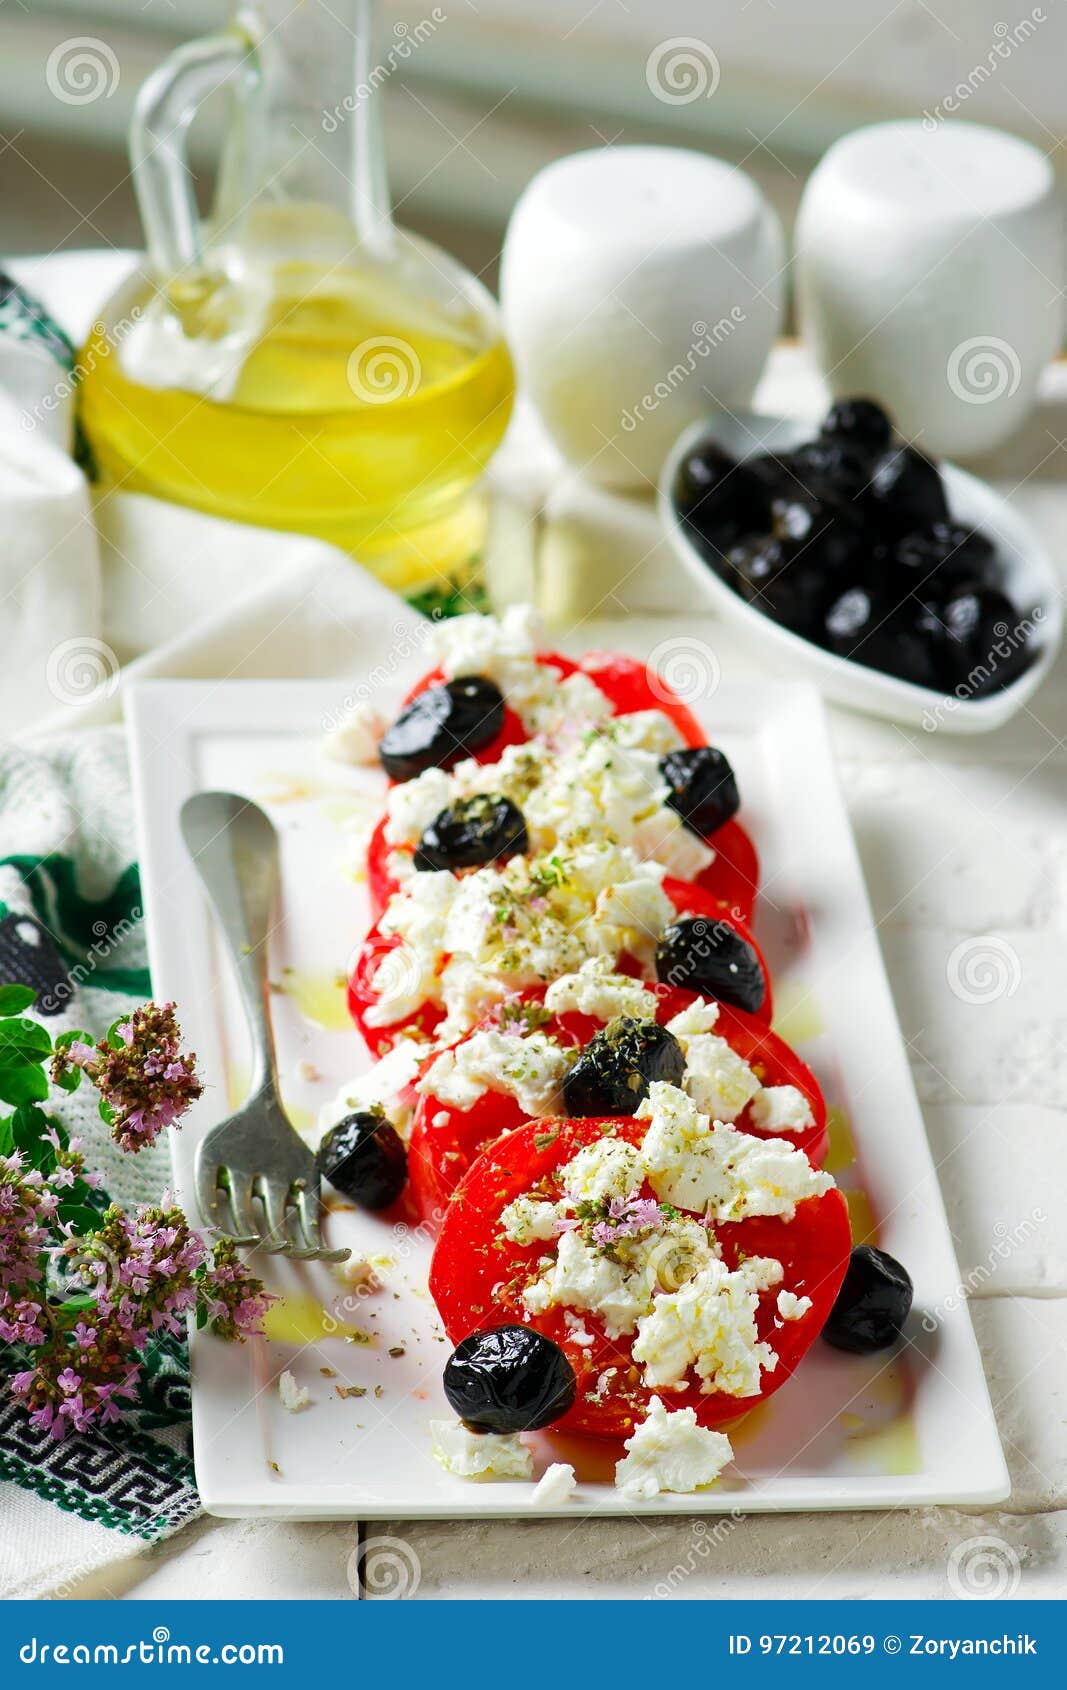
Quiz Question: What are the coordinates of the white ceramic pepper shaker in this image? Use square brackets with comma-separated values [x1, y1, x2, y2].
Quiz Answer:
[501, 146, 784, 489]
[795, 120, 1063, 459]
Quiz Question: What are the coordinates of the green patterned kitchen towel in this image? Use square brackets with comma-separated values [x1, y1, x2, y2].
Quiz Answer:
[0, 727, 201, 1599]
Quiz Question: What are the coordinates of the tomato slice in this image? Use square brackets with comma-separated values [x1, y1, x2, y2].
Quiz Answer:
[366, 809, 760, 926]
[348, 877, 771, 1054]
[429, 1116, 852, 1438]
[409, 987, 826, 1225]
[395, 648, 707, 775]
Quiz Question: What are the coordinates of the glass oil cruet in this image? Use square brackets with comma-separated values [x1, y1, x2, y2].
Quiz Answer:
[77, 0, 514, 609]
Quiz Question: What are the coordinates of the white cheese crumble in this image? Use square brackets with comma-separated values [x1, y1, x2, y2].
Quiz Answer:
[749, 1085, 816, 1135]
[417, 1029, 574, 1117]
[501, 1194, 564, 1245]
[638, 1084, 833, 1218]
[667, 1011, 762, 1123]
[278, 1370, 311, 1413]
[428, 606, 614, 738]
[366, 842, 675, 1037]
[430, 1418, 534, 1480]
[632, 1256, 782, 1396]
[777, 1290, 813, 1321]
[529, 1462, 577, 1507]
[380, 703, 710, 881]
[318, 1039, 429, 1142]
[560, 1138, 645, 1204]
[523, 1227, 654, 1339]
[322, 700, 387, 765]
[544, 958, 660, 1024]
[614, 1397, 733, 1499]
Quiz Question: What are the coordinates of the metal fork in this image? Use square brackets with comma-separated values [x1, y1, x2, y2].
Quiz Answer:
[180, 790, 348, 1263]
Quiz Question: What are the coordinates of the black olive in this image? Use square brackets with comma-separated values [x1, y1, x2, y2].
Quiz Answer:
[865, 444, 949, 538]
[414, 793, 527, 873]
[787, 438, 872, 503]
[316, 1110, 407, 1210]
[824, 586, 944, 690]
[940, 586, 1032, 695]
[819, 398, 893, 458]
[378, 676, 505, 781]
[894, 523, 998, 594]
[673, 442, 770, 559]
[562, 1016, 685, 1117]
[660, 746, 740, 837]
[443, 1325, 576, 1433]
[823, 1245, 913, 1353]
[655, 917, 765, 1015]
[730, 510, 865, 640]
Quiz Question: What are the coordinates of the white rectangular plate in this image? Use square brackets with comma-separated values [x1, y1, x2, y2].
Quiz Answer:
[127, 675, 1008, 1518]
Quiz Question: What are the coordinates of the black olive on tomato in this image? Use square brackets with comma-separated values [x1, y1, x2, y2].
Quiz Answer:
[893, 523, 998, 594]
[655, 916, 765, 1015]
[378, 676, 505, 781]
[660, 746, 740, 838]
[316, 1109, 407, 1210]
[443, 1325, 576, 1434]
[562, 1016, 685, 1117]
[819, 397, 893, 459]
[823, 1245, 913, 1354]
[823, 586, 944, 690]
[864, 443, 949, 538]
[940, 585, 1033, 695]
[414, 793, 528, 873]
[673, 441, 770, 557]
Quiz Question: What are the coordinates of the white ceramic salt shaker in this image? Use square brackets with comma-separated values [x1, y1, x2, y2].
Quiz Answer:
[501, 146, 784, 489]
[796, 121, 1063, 458]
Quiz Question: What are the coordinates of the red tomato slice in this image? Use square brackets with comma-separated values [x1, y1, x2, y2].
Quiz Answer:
[576, 651, 705, 747]
[365, 809, 760, 925]
[396, 648, 707, 774]
[409, 988, 825, 1226]
[429, 1116, 851, 1438]
[348, 877, 770, 1054]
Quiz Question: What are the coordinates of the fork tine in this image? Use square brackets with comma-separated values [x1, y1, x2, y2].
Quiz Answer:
[225, 1169, 264, 1248]
[255, 1178, 294, 1254]
[293, 1184, 350, 1264]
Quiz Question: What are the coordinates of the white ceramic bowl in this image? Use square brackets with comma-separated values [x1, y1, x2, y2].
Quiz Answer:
[659, 412, 1062, 733]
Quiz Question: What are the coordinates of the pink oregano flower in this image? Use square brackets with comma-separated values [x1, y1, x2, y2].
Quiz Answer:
[51, 1001, 204, 1153]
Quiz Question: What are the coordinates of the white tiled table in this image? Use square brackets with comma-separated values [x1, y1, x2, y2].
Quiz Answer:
[57, 340, 1067, 1600]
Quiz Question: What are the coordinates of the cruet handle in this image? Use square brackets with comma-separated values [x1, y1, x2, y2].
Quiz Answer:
[130, 25, 255, 278]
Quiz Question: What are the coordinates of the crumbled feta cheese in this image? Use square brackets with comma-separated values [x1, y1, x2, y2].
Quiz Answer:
[522, 1227, 653, 1338]
[615, 1397, 733, 1499]
[369, 842, 674, 1038]
[418, 1029, 574, 1117]
[559, 1138, 644, 1204]
[632, 1257, 782, 1397]
[278, 1370, 311, 1412]
[667, 999, 761, 1122]
[544, 958, 660, 1024]
[430, 1418, 534, 1480]
[638, 1083, 833, 1218]
[666, 999, 720, 1037]
[750, 1085, 815, 1135]
[318, 1039, 429, 1140]
[381, 707, 711, 879]
[777, 1290, 813, 1321]
[501, 1194, 564, 1245]
[333, 1255, 382, 1292]
[529, 1462, 577, 1507]
[384, 766, 453, 847]
[323, 700, 387, 765]
[680, 1031, 762, 1123]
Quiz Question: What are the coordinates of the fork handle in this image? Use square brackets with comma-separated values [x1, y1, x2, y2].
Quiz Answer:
[180, 791, 283, 1099]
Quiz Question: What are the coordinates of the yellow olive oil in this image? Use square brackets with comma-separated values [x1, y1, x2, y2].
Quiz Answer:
[78, 253, 514, 602]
